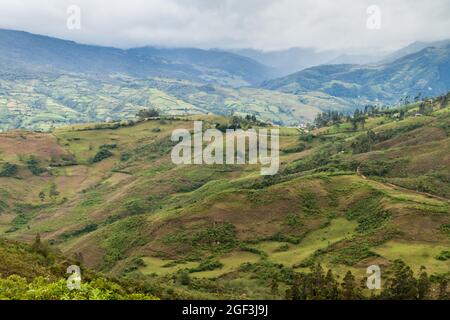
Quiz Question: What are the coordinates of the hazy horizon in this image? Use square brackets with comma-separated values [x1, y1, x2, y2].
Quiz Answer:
[1, 0, 450, 52]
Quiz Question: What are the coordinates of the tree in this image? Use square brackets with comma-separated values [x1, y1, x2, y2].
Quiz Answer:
[270, 278, 279, 297]
[437, 276, 448, 300]
[324, 269, 339, 299]
[0, 162, 18, 177]
[137, 108, 160, 119]
[178, 270, 191, 286]
[382, 260, 418, 299]
[32, 233, 50, 257]
[417, 266, 430, 299]
[342, 271, 360, 300]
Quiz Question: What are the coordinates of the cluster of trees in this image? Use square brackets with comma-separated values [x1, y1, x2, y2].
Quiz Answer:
[286, 261, 448, 300]
[136, 108, 160, 120]
[91, 144, 117, 163]
[313, 93, 444, 130]
[436, 92, 450, 108]
[215, 115, 266, 132]
[314, 109, 369, 130]
[351, 130, 377, 154]
[314, 110, 345, 128]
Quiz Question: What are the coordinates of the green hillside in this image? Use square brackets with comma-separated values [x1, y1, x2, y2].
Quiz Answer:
[0, 74, 320, 131]
[0, 94, 449, 299]
[262, 45, 450, 110]
[0, 238, 158, 299]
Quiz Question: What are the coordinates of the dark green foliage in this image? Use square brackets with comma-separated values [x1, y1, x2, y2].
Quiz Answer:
[346, 193, 390, 232]
[351, 130, 376, 154]
[92, 148, 113, 163]
[358, 158, 408, 177]
[287, 264, 341, 300]
[314, 110, 344, 127]
[284, 213, 304, 227]
[436, 250, 450, 261]
[178, 270, 191, 285]
[121, 138, 175, 162]
[137, 108, 160, 119]
[298, 192, 321, 216]
[124, 199, 148, 215]
[239, 260, 295, 284]
[440, 224, 450, 236]
[123, 257, 147, 273]
[191, 223, 238, 251]
[60, 224, 98, 240]
[10, 203, 47, 230]
[380, 260, 419, 299]
[0, 162, 18, 177]
[239, 244, 268, 257]
[188, 259, 223, 273]
[287, 261, 435, 300]
[31, 234, 50, 258]
[341, 271, 361, 300]
[101, 216, 148, 270]
[332, 242, 378, 266]
[26, 157, 45, 175]
[269, 232, 303, 244]
[99, 144, 117, 149]
[283, 143, 307, 154]
[215, 115, 265, 132]
[299, 133, 314, 142]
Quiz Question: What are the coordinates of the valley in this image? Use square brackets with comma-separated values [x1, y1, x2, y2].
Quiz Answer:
[0, 94, 448, 299]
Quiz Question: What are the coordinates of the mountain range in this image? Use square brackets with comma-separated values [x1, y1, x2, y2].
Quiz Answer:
[0, 29, 274, 87]
[0, 93, 449, 299]
[1, 28, 450, 130]
[261, 44, 450, 107]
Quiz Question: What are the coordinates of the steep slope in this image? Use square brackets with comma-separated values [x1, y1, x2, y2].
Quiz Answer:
[0, 29, 273, 86]
[0, 95, 448, 299]
[261, 45, 450, 108]
[0, 238, 158, 299]
[383, 39, 450, 63]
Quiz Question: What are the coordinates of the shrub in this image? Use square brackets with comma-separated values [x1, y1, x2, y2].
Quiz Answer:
[92, 148, 113, 163]
[191, 223, 238, 251]
[137, 108, 160, 119]
[26, 157, 45, 175]
[0, 162, 18, 177]
[436, 250, 450, 261]
[189, 259, 223, 273]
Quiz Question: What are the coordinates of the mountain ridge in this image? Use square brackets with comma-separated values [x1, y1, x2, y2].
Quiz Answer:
[0, 28, 274, 86]
[261, 44, 450, 106]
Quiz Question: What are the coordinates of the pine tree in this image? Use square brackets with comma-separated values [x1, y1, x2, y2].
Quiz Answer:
[383, 260, 418, 299]
[342, 271, 359, 300]
[417, 266, 430, 300]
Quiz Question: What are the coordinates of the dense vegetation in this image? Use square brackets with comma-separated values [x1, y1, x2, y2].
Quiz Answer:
[0, 94, 448, 300]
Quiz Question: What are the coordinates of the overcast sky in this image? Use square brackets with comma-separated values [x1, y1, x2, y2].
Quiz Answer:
[0, 0, 449, 51]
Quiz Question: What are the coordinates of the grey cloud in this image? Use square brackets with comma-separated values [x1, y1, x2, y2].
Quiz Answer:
[0, 0, 449, 50]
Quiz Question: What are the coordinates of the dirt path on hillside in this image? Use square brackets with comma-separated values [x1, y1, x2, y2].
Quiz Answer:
[356, 167, 449, 203]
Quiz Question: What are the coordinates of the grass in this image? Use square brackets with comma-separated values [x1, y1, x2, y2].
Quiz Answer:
[255, 218, 358, 267]
[0, 101, 449, 300]
[373, 241, 450, 274]
[139, 257, 198, 276]
[192, 251, 260, 278]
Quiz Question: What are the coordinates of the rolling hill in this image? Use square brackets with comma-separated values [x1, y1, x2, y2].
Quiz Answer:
[0, 93, 448, 299]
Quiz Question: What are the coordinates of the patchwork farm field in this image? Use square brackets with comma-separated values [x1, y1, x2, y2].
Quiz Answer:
[0, 95, 449, 299]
